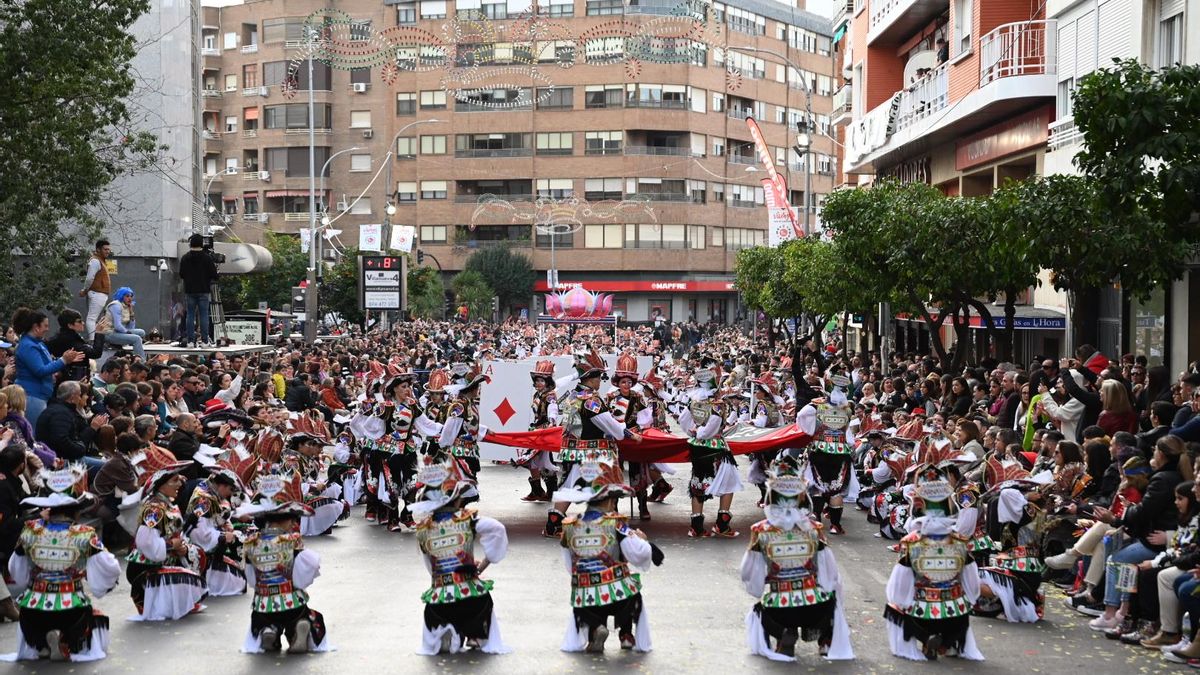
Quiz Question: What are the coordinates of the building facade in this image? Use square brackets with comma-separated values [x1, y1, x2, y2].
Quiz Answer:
[200, 0, 836, 323]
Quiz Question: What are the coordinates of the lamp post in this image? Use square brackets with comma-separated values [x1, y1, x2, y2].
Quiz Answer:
[731, 45, 815, 236]
[383, 118, 443, 243]
[304, 25, 320, 343]
[203, 167, 241, 236]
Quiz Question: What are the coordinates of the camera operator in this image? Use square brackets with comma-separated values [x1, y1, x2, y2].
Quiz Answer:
[178, 234, 220, 348]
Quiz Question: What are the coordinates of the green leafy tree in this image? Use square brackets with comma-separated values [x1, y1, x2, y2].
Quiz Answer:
[463, 246, 534, 315]
[451, 270, 494, 322]
[407, 264, 444, 319]
[0, 0, 158, 313]
[222, 232, 307, 310]
[785, 238, 880, 350]
[322, 248, 365, 326]
[735, 243, 808, 344]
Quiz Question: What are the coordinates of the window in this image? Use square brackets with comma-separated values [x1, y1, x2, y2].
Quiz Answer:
[223, 32, 238, 50]
[584, 36, 625, 62]
[536, 228, 572, 249]
[203, 33, 216, 51]
[711, 92, 725, 112]
[712, 227, 724, 247]
[727, 6, 766, 35]
[421, 181, 448, 199]
[420, 135, 447, 154]
[536, 86, 573, 110]
[456, 87, 532, 111]
[349, 111, 371, 128]
[350, 154, 371, 172]
[1056, 78, 1075, 119]
[349, 20, 371, 41]
[689, 179, 706, 203]
[224, 115, 238, 133]
[538, 0, 574, 16]
[584, 85, 624, 108]
[396, 137, 416, 159]
[455, 133, 531, 156]
[711, 182, 725, 203]
[729, 184, 764, 207]
[954, 0, 972, 55]
[627, 177, 689, 202]
[726, 51, 765, 79]
[586, 0, 624, 15]
[420, 90, 447, 109]
[396, 2, 417, 24]
[536, 178, 574, 199]
[396, 181, 418, 202]
[350, 67, 371, 85]
[263, 60, 331, 89]
[420, 225, 447, 243]
[724, 227, 764, 251]
[263, 103, 332, 129]
[584, 224, 623, 248]
[224, 74, 238, 91]
[1158, 11, 1183, 67]
[585, 131, 622, 155]
[712, 138, 725, 156]
[688, 225, 705, 249]
[537, 40, 576, 64]
[585, 178, 622, 201]
[262, 17, 307, 43]
[264, 146, 331, 176]
[396, 92, 416, 115]
[536, 132, 573, 155]
[350, 197, 372, 215]
[420, 1, 447, 19]
[263, 61, 288, 87]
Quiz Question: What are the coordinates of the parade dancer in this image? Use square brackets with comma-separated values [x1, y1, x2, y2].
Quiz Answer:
[184, 458, 251, 596]
[640, 369, 677, 504]
[377, 373, 425, 531]
[556, 461, 655, 653]
[237, 473, 333, 654]
[805, 374, 860, 535]
[3, 465, 120, 662]
[680, 360, 742, 538]
[608, 354, 652, 520]
[544, 351, 641, 538]
[439, 366, 489, 478]
[741, 457, 854, 661]
[282, 431, 350, 536]
[419, 368, 452, 457]
[884, 466, 984, 661]
[975, 460, 1048, 623]
[747, 372, 784, 507]
[517, 360, 559, 502]
[413, 459, 511, 655]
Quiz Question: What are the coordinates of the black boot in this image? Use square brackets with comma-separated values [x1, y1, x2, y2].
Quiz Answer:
[689, 513, 707, 537]
[828, 506, 845, 535]
[757, 484, 768, 507]
[637, 492, 651, 520]
[649, 478, 673, 502]
[810, 496, 827, 524]
[543, 509, 565, 537]
[713, 510, 738, 537]
[522, 478, 546, 502]
[542, 475, 558, 502]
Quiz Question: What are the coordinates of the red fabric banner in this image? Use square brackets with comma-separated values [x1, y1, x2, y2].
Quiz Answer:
[484, 424, 813, 463]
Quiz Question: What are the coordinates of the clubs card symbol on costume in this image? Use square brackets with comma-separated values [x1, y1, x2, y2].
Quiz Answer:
[830, 375, 852, 389]
[257, 475, 284, 499]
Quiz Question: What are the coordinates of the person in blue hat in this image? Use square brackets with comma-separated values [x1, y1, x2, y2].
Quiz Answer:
[101, 287, 146, 361]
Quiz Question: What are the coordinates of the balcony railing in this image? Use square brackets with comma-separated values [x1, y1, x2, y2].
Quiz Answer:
[1048, 116, 1083, 150]
[242, 129, 258, 138]
[728, 155, 758, 166]
[240, 44, 259, 54]
[894, 63, 948, 132]
[201, 47, 219, 57]
[628, 193, 696, 202]
[625, 145, 691, 156]
[454, 193, 533, 203]
[454, 148, 532, 158]
[584, 146, 623, 155]
[831, 84, 852, 119]
[283, 212, 309, 222]
[727, 108, 754, 120]
[201, 89, 222, 98]
[980, 20, 1056, 86]
[284, 128, 332, 135]
[202, 130, 221, 140]
[625, 98, 689, 110]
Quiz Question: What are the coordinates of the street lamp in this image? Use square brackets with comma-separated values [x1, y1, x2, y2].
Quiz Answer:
[202, 166, 241, 235]
[730, 45, 814, 236]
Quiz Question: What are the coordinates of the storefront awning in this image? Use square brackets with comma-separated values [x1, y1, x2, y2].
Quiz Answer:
[896, 306, 1066, 331]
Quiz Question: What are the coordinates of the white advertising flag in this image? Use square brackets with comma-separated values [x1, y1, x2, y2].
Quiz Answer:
[359, 223, 383, 252]
[389, 225, 415, 253]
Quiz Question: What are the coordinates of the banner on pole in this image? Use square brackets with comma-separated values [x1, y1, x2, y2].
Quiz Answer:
[389, 225, 415, 253]
[359, 224, 383, 252]
[746, 117, 803, 241]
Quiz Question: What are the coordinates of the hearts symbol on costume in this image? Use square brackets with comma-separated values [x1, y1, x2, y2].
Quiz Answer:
[1017, 561, 1027, 570]
[63, 598, 72, 607]
[286, 600, 294, 608]
[601, 593, 610, 603]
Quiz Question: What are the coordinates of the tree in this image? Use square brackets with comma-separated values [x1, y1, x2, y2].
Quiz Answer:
[735, 243, 807, 345]
[463, 246, 534, 315]
[451, 270, 494, 321]
[407, 264, 444, 319]
[221, 233, 307, 310]
[785, 238, 880, 350]
[322, 248, 365, 326]
[0, 0, 158, 314]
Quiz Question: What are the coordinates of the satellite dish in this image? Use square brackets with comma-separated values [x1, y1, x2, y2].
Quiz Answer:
[903, 50, 939, 84]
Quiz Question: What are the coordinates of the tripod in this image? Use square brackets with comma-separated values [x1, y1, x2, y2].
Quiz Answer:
[209, 281, 229, 343]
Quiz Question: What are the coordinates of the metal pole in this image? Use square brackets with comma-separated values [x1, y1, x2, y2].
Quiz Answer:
[305, 28, 319, 343]
[384, 119, 443, 247]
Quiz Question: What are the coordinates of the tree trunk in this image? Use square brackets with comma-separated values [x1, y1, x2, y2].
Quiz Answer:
[766, 313, 776, 349]
[950, 304, 972, 373]
[1004, 289, 1018, 365]
[911, 291, 953, 371]
[965, 297, 1002, 363]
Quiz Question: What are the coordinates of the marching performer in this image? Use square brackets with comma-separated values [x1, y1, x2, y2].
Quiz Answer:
[185, 457, 254, 596]
[608, 354, 652, 520]
[556, 461, 655, 653]
[640, 369, 677, 504]
[517, 360, 559, 502]
[413, 459, 511, 655]
[544, 351, 641, 538]
[805, 373, 860, 535]
[4, 464, 120, 662]
[126, 455, 209, 621]
[237, 473, 333, 654]
[741, 457, 854, 661]
[975, 461, 1048, 623]
[378, 372, 426, 531]
[419, 368, 452, 457]
[284, 431, 351, 536]
[884, 466, 984, 661]
[747, 372, 784, 507]
[439, 366, 489, 478]
[680, 359, 742, 538]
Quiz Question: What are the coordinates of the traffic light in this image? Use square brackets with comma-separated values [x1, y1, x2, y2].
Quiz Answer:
[417, 250, 425, 264]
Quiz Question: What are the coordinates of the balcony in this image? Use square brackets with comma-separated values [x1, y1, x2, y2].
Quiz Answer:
[628, 193, 696, 203]
[831, 84, 852, 125]
[1048, 116, 1083, 150]
[283, 212, 309, 222]
[846, 20, 1057, 173]
[242, 129, 258, 139]
[625, 98, 689, 110]
[202, 130, 222, 140]
[240, 44, 259, 54]
[454, 193, 533, 203]
[201, 47, 220, 57]
[201, 89, 222, 98]
[454, 148, 532, 158]
[242, 87, 269, 97]
[867, 0, 948, 46]
[728, 154, 758, 166]
[625, 145, 692, 156]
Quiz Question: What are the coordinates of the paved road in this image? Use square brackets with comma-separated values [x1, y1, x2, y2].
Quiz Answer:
[0, 464, 1184, 673]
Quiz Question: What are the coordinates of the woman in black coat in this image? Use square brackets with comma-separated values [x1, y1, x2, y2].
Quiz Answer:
[45, 309, 105, 383]
[0, 442, 29, 621]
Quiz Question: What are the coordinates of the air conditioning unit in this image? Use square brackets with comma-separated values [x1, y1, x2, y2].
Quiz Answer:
[256, 213, 269, 223]
[259, 170, 270, 181]
[351, 82, 368, 93]
[336, 201, 349, 212]
[222, 214, 233, 224]
[257, 86, 268, 96]
[227, 167, 238, 175]
[361, 129, 374, 139]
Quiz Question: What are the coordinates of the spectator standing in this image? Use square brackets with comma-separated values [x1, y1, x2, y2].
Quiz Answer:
[0, 442, 28, 621]
[11, 308, 83, 428]
[178, 234, 219, 347]
[79, 239, 112, 340]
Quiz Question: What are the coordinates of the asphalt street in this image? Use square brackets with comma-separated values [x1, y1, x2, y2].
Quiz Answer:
[0, 463, 1186, 674]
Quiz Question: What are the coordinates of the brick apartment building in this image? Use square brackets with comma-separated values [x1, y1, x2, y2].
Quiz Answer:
[200, 0, 836, 323]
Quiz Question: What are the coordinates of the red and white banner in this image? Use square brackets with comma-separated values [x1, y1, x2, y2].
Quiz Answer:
[746, 117, 803, 244]
[483, 423, 813, 463]
[762, 178, 801, 247]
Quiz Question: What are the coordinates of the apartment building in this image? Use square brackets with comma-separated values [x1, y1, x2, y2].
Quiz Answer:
[200, 0, 836, 323]
[1043, 0, 1199, 371]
